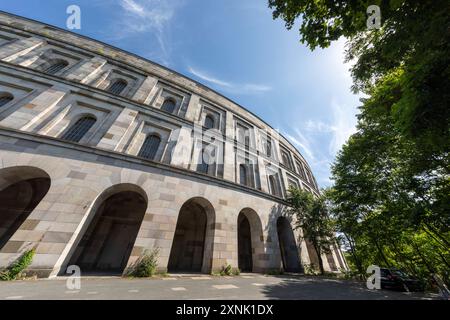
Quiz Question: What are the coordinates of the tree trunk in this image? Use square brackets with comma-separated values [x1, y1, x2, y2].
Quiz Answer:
[313, 242, 325, 275]
[424, 222, 450, 247]
[373, 238, 390, 267]
[344, 233, 364, 277]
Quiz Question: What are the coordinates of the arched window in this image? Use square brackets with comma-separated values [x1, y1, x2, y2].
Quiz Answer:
[281, 151, 292, 169]
[239, 164, 248, 186]
[269, 175, 279, 197]
[0, 93, 13, 107]
[266, 139, 272, 157]
[61, 116, 96, 143]
[138, 134, 161, 160]
[161, 98, 176, 113]
[204, 115, 215, 129]
[44, 60, 69, 75]
[107, 79, 127, 95]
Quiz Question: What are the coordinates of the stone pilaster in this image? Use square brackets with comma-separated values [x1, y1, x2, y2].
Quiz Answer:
[65, 56, 107, 84]
[0, 86, 69, 131]
[223, 111, 235, 182]
[132, 75, 158, 104]
[184, 94, 200, 122]
[96, 108, 139, 151]
[0, 37, 46, 62]
[257, 156, 269, 193]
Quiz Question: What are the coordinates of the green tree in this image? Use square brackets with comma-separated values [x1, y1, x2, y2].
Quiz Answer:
[287, 187, 335, 275]
[269, 0, 450, 284]
[268, 0, 449, 157]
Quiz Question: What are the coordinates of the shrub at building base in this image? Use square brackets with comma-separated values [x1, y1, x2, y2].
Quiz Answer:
[127, 248, 159, 278]
[0, 249, 35, 281]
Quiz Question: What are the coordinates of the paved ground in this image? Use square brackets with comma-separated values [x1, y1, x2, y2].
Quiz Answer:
[0, 274, 439, 300]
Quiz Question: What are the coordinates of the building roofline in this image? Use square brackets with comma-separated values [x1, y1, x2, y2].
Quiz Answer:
[0, 10, 313, 175]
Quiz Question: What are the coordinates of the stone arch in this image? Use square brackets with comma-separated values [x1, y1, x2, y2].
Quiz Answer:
[168, 197, 215, 273]
[237, 208, 264, 272]
[0, 166, 51, 250]
[58, 183, 148, 275]
[276, 216, 301, 272]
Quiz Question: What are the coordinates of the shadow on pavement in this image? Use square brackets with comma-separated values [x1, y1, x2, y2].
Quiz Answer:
[260, 276, 436, 300]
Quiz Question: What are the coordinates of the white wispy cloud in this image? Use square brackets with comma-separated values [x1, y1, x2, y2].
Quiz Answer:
[285, 99, 358, 188]
[188, 67, 232, 87]
[284, 129, 315, 161]
[105, 0, 184, 66]
[305, 99, 358, 155]
[188, 66, 272, 94]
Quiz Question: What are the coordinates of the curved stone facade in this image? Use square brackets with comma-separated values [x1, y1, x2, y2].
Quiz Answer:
[0, 12, 347, 277]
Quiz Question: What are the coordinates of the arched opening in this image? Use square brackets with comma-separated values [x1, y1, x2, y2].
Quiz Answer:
[276, 217, 301, 272]
[238, 213, 252, 272]
[61, 115, 96, 143]
[237, 208, 264, 273]
[107, 79, 127, 95]
[68, 189, 147, 275]
[0, 166, 50, 250]
[161, 98, 176, 113]
[44, 59, 69, 75]
[168, 197, 215, 273]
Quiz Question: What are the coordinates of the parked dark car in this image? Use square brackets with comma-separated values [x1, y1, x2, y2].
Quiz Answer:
[380, 268, 425, 292]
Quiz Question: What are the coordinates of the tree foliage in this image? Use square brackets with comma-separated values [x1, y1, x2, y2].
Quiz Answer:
[287, 187, 335, 274]
[269, 0, 450, 285]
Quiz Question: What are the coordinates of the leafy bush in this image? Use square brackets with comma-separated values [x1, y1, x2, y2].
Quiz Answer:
[0, 249, 35, 281]
[303, 264, 319, 275]
[128, 248, 159, 278]
[232, 267, 241, 276]
[220, 264, 233, 276]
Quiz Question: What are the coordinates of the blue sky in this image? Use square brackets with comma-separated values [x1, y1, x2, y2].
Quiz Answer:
[0, 0, 360, 188]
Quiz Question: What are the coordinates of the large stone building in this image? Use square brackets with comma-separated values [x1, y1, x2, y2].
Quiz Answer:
[0, 11, 347, 278]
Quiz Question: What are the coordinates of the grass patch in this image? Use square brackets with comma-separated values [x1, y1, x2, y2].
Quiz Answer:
[212, 265, 241, 276]
[0, 249, 35, 281]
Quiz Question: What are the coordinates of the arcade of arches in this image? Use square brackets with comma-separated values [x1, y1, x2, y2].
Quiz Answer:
[0, 166, 338, 276]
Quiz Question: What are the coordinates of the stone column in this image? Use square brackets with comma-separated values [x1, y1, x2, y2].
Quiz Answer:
[132, 75, 158, 104]
[223, 111, 235, 182]
[330, 246, 341, 271]
[184, 94, 200, 122]
[0, 85, 69, 132]
[65, 56, 107, 84]
[0, 37, 46, 62]
[257, 156, 269, 193]
[170, 125, 194, 169]
[96, 108, 139, 151]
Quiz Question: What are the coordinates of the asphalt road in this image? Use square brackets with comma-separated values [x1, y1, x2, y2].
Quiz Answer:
[0, 274, 438, 300]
